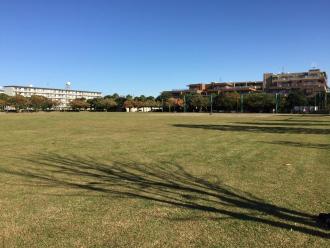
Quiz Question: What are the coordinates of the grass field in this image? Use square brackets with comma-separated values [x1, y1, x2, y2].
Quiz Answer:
[0, 112, 329, 247]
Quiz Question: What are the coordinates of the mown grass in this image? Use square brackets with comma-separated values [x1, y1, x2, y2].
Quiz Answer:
[0, 112, 329, 247]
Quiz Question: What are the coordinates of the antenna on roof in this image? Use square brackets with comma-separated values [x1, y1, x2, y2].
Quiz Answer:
[311, 62, 318, 69]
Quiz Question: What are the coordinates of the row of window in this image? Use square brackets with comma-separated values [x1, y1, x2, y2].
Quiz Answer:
[270, 82, 323, 87]
[17, 93, 97, 99]
[273, 74, 322, 81]
[14, 88, 99, 96]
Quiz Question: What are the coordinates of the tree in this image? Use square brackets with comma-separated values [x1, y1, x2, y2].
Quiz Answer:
[126, 95, 133, 100]
[166, 97, 177, 112]
[144, 99, 153, 108]
[123, 99, 135, 112]
[176, 98, 184, 109]
[50, 100, 61, 110]
[214, 92, 239, 112]
[30, 95, 49, 111]
[146, 99, 162, 111]
[111, 93, 119, 99]
[285, 90, 308, 112]
[7, 95, 29, 111]
[190, 94, 209, 112]
[87, 98, 101, 110]
[100, 98, 117, 111]
[69, 99, 90, 111]
[0, 93, 9, 101]
[114, 96, 127, 111]
[0, 99, 6, 111]
[165, 98, 184, 112]
[157, 92, 172, 101]
[134, 99, 144, 110]
[244, 93, 275, 113]
[139, 95, 146, 102]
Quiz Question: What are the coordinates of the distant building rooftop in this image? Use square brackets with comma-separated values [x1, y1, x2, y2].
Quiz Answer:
[162, 69, 328, 97]
[3, 85, 101, 94]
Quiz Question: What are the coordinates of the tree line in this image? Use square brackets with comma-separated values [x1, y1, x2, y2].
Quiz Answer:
[159, 90, 329, 113]
[0, 94, 59, 112]
[86, 94, 162, 112]
[0, 93, 163, 112]
[0, 91, 329, 113]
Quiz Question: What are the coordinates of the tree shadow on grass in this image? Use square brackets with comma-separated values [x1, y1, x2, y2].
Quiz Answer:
[173, 124, 330, 135]
[263, 119, 330, 123]
[1, 153, 329, 239]
[274, 115, 330, 118]
[260, 141, 330, 150]
[235, 122, 330, 127]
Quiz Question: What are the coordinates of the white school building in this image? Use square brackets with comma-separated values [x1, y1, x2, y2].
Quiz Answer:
[2, 85, 102, 108]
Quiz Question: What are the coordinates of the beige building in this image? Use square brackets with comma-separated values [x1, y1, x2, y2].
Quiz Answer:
[263, 69, 328, 96]
[163, 69, 328, 98]
[3, 85, 102, 108]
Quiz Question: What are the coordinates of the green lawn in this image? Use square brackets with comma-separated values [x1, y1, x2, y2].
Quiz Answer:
[0, 112, 329, 247]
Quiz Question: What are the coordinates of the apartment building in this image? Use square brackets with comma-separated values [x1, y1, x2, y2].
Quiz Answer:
[263, 69, 328, 96]
[164, 81, 263, 98]
[3, 85, 102, 107]
[163, 69, 328, 98]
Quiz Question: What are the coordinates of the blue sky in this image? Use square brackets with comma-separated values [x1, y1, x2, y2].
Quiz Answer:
[0, 0, 329, 96]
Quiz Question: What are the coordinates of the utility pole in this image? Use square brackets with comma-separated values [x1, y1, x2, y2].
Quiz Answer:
[183, 95, 187, 113]
[275, 93, 279, 113]
[184, 95, 186, 113]
[210, 94, 213, 115]
[240, 94, 244, 113]
[315, 94, 317, 111]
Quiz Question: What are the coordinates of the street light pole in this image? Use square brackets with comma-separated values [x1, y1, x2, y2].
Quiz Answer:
[184, 95, 186, 113]
[275, 93, 279, 113]
[240, 94, 244, 113]
[210, 94, 213, 115]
